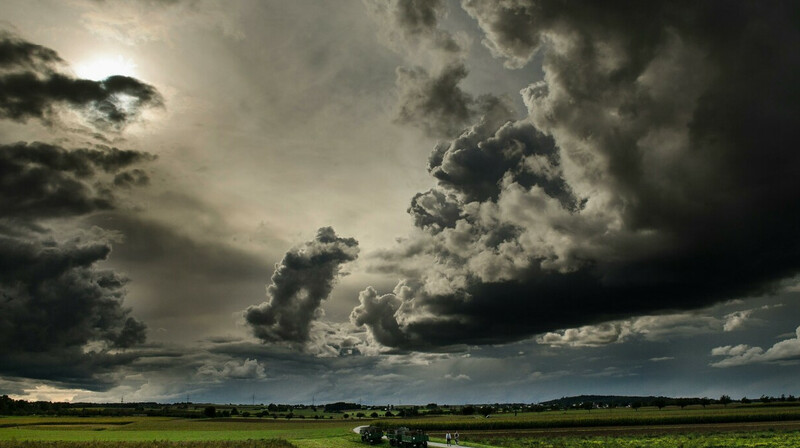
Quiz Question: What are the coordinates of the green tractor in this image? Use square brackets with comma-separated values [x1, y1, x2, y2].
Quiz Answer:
[360, 425, 385, 444]
[386, 427, 429, 448]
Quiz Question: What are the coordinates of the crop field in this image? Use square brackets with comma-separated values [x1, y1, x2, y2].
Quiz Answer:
[376, 404, 800, 431]
[463, 431, 800, 448]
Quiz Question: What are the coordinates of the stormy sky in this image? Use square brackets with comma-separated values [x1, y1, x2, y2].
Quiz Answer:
[1, 0, 799, 405]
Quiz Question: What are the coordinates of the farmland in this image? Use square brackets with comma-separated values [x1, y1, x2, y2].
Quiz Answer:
[1, 404, 800, 447]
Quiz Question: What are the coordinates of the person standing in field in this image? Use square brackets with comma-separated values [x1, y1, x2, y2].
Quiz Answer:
[446, 432, 452, 446]
[454, 431, 459, 445]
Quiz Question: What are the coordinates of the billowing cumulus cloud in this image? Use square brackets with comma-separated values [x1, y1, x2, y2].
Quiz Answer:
[711, 326, 800, 367]
[197, 358, 266, 381]
[0, 229, 146, 388]
[0, 31, 162, 130]
[367, 0, 513, 138]
[245, 227, 359, 344]
[354, 1, 800, 351]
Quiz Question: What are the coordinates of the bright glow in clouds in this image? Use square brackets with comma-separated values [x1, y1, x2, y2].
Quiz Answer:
[74, 55, 138, 81]
[9, 385, 86, 402]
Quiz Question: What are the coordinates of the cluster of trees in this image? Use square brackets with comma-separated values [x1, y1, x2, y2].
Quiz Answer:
[555, 394, 799, 411]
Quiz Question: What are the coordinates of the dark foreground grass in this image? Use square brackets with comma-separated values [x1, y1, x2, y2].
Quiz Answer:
[465, 430, 800, 448]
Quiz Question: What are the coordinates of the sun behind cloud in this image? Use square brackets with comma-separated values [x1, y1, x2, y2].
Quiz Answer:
[74, 54, 138, 81]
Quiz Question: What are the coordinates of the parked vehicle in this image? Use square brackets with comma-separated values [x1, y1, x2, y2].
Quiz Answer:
[386, 427, 428, 448]
[360, 426, 385, 444]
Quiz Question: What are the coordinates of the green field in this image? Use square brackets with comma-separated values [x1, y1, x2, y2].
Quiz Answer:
[2, 405, 800, 448]
[0, 417, 361, 447]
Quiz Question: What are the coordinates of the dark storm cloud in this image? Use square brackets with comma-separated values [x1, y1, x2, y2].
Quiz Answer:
[428, 117, 576, 205]
[408, 189, 462, 232]
[0, 31, 162, 129]
[395, 63, 517, 138]
[0, 33, 161, 387]
[245, 227, 359, 344]
[0, 231, 146, 388]
[0, 141, 155, 219]
[354, 1, 800, 350]
[0, 31, 62, 72]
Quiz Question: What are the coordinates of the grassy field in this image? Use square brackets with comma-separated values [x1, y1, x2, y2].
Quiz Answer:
[2, 405, 800, 448]
[0, 416, 361, 446]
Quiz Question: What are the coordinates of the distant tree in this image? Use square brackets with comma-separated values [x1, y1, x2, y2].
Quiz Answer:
[221, 410, 231, 417]
[741, 397, 751, 404]
[788, 395, 797, 402]
[581, 402, 594, 411]
[203, 406, 216, 418]
[356, 412, 365, 418]
[700, 398, 711, 408]
[719, 395, 732, 407]
[242, 411, 250, 417]
[384, 411, 394, 417]
[268, 403, 278, 412]
[461, 406, 475, 416]
[426, 403, 438, 409]
[371, 412, 379, 418]
[286, 412, 294, 419]
[230, 407, 239, 416]
[653, 399, 667, 410]
[343, 413, 349, 419]
[631, 402, 642, 411]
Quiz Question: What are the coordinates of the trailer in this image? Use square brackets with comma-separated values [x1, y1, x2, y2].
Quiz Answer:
[386, 427, 428, 448]
[360, 425, 385, 444]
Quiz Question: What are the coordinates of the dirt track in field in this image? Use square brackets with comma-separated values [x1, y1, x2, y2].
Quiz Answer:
[451, 420, 800, 439]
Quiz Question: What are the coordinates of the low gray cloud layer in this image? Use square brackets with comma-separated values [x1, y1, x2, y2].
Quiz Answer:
[245, 227, 359, 344]
[354, 0, 800, 351]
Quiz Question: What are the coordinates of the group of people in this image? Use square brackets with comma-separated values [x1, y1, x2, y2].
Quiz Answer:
[445, 431, 459, 446]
